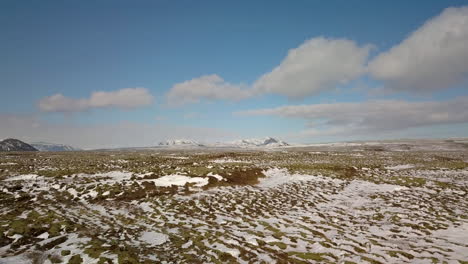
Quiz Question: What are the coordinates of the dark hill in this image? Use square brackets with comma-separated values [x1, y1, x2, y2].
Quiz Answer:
[0, 138, 38, 151]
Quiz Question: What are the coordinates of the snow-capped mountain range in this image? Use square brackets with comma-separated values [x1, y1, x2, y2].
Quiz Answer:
[230, 137, 290, 147]
[31, 142, 81, 152]
[158, 139, 205, 147]
[0, 139, 80, 152]
[156, 137, 290, 148]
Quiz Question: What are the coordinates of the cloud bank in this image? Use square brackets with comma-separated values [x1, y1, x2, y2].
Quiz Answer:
[38, 88, 154, 112]
[368, 6, 468, 92]
[239, 97, 468, 136]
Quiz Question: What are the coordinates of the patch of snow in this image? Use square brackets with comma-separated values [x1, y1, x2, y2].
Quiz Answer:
[385, 164, 415, 170]
[166, 156, 189, 160]
[321, 180, 408, 209]
[149, 175, 209, 187]
[258, 168, 327, 187]
[3, 174, 41, 181]
[431, 222, 468, 245]
[0, 255, 31, 264]
[207, 172, 224, 181]
[212, 158, 247, 163]
[37, 232, 49, 239]
[67, 188, 78, 198]
[86, 190, 98, 198]
[0, 162, 17, 166]
[210, 242, 240, 258]
[96, 171, 133, 181]
[140, 231, 168, 246]
[138, 202, 154, 213]
[182, 240, 193, 249]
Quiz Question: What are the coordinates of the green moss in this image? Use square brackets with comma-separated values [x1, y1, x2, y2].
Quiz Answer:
[268, 241, 287, 250]
[434, 181, 455, 189]
[387, 176, 427, 187]
[360, 256, 383, 264]
[48, 254, 62, 263]
[48, 222, 62, 237]
[353, 246, 367, 253]
[98, 257, 113, 264]
[84, 247, 104, 259]
[118, 250, 139, 264]
[288, 252, 327, 261]
[68, 254, 83, 264]
[387, 250, 414, 260]
[40, 236, 68, 250]
[372, 213, 384, 221]
[9, 219, 29, 235]
[217, 251, 236, 262]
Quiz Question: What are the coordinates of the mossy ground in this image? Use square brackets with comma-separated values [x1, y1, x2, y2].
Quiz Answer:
[0, 149, 467, 263]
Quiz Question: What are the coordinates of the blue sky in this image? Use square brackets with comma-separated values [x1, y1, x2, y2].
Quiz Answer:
[1, 0, 468, 148]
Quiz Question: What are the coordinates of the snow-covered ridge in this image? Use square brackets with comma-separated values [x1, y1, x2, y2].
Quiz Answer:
[230, 137, 289, 148]
[158, 139, 205, 147]
[156, 137, 289, 149]
[31, 142, 80, 152]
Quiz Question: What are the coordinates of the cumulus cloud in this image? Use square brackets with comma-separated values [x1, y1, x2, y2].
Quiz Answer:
[238, 97, 468, 136]
[166, 38, 372, 105]
[368, 6, 468, 92]
[165, 7, 468, 105]
[253, 38, 372, 98]
[0, 114, 234, 149]
[38, 88, 154, 112]
[166, 75, 252, 106]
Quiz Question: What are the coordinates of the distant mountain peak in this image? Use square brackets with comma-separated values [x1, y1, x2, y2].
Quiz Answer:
[152, 137, 289, 149]
[158, 139, 205, 147]
[31, 142, 80, 152]
[0, 138, 38, 152]
[232, 137, 289, 147]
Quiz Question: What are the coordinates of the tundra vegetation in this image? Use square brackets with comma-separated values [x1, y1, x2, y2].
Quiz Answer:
[0, 149, 467, 263]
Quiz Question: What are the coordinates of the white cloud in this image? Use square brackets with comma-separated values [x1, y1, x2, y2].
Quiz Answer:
[238, 97, 468, 136]
[368, 6, 468, 92]
[253, 37, 372, 98]
[0, 114, 234, 149]
[166, 74, 252, 106]
[166, 38, 372, 105]
[38, 88, 154, 112]
[166, 6, 468, 105]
